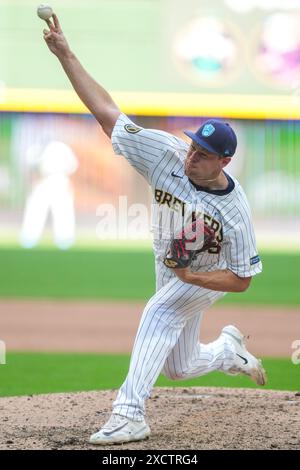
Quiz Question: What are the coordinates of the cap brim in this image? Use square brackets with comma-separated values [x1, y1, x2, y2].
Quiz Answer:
[184, 130, 220, 156]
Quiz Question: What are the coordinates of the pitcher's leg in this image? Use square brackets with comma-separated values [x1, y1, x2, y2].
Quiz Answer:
[162, 314, 235, 381]
[113, 277, 210, 420]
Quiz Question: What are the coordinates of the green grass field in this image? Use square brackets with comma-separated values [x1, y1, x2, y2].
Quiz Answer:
[0, 247, 299, 398]
[0, 353, 298, 397]
[0, 247, 299, 305]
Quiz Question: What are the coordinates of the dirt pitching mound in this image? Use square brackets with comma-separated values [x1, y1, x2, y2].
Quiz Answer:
[1, 387, 300, 450]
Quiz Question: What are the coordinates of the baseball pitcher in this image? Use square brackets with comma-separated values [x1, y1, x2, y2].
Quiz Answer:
[42, 13, 266, 445]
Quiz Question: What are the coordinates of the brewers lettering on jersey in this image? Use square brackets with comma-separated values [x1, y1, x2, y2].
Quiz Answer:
[43, 12, 267, 446]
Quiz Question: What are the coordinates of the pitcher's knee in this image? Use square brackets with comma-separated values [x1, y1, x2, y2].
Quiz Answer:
[161, 365, 186, 381]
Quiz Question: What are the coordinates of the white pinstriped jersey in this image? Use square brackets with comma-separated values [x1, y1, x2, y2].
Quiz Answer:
[112, 113, 262, 290]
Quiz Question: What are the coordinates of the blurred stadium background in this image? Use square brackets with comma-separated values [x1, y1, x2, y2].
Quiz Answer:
[0, 0, 299, 396]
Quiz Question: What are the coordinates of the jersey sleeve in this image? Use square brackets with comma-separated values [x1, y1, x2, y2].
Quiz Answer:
[223, 219, 262, 278]
[111, 113, 180, 181]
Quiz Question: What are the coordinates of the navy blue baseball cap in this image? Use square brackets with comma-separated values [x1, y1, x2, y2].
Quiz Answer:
[184, 119, 237, 157]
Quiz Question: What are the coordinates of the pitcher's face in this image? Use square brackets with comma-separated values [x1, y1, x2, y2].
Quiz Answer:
[184, 142, 230, 182]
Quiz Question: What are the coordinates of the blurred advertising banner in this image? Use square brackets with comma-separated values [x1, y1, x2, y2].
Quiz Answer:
[1, 1, 300, 118]
[168, 0, 300, 94]
[0, 112, 299, 248]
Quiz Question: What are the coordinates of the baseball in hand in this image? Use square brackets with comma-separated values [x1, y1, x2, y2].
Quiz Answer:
[37, 4, 53, 21]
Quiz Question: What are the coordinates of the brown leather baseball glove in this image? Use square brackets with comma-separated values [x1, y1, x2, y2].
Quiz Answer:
[163, 220, 220, 269]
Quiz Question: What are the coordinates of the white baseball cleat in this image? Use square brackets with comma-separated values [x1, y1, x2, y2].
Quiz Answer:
[221, 325, 267, 386]
[89, 413, 151, 445]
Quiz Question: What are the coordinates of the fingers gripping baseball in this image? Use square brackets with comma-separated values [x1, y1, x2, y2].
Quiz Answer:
[42, 14, 70, 57]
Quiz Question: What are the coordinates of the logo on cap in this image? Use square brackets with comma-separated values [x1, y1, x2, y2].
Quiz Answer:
[202, 124, 215, 137]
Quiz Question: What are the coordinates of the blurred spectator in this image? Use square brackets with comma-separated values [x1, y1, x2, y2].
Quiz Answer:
[20, 141, 78, 249]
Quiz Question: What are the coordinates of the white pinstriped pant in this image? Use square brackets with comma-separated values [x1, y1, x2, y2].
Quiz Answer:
[113, 273, 235, 421]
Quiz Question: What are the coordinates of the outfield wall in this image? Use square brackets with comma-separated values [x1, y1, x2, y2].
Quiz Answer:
[0, 113, 299, 235]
